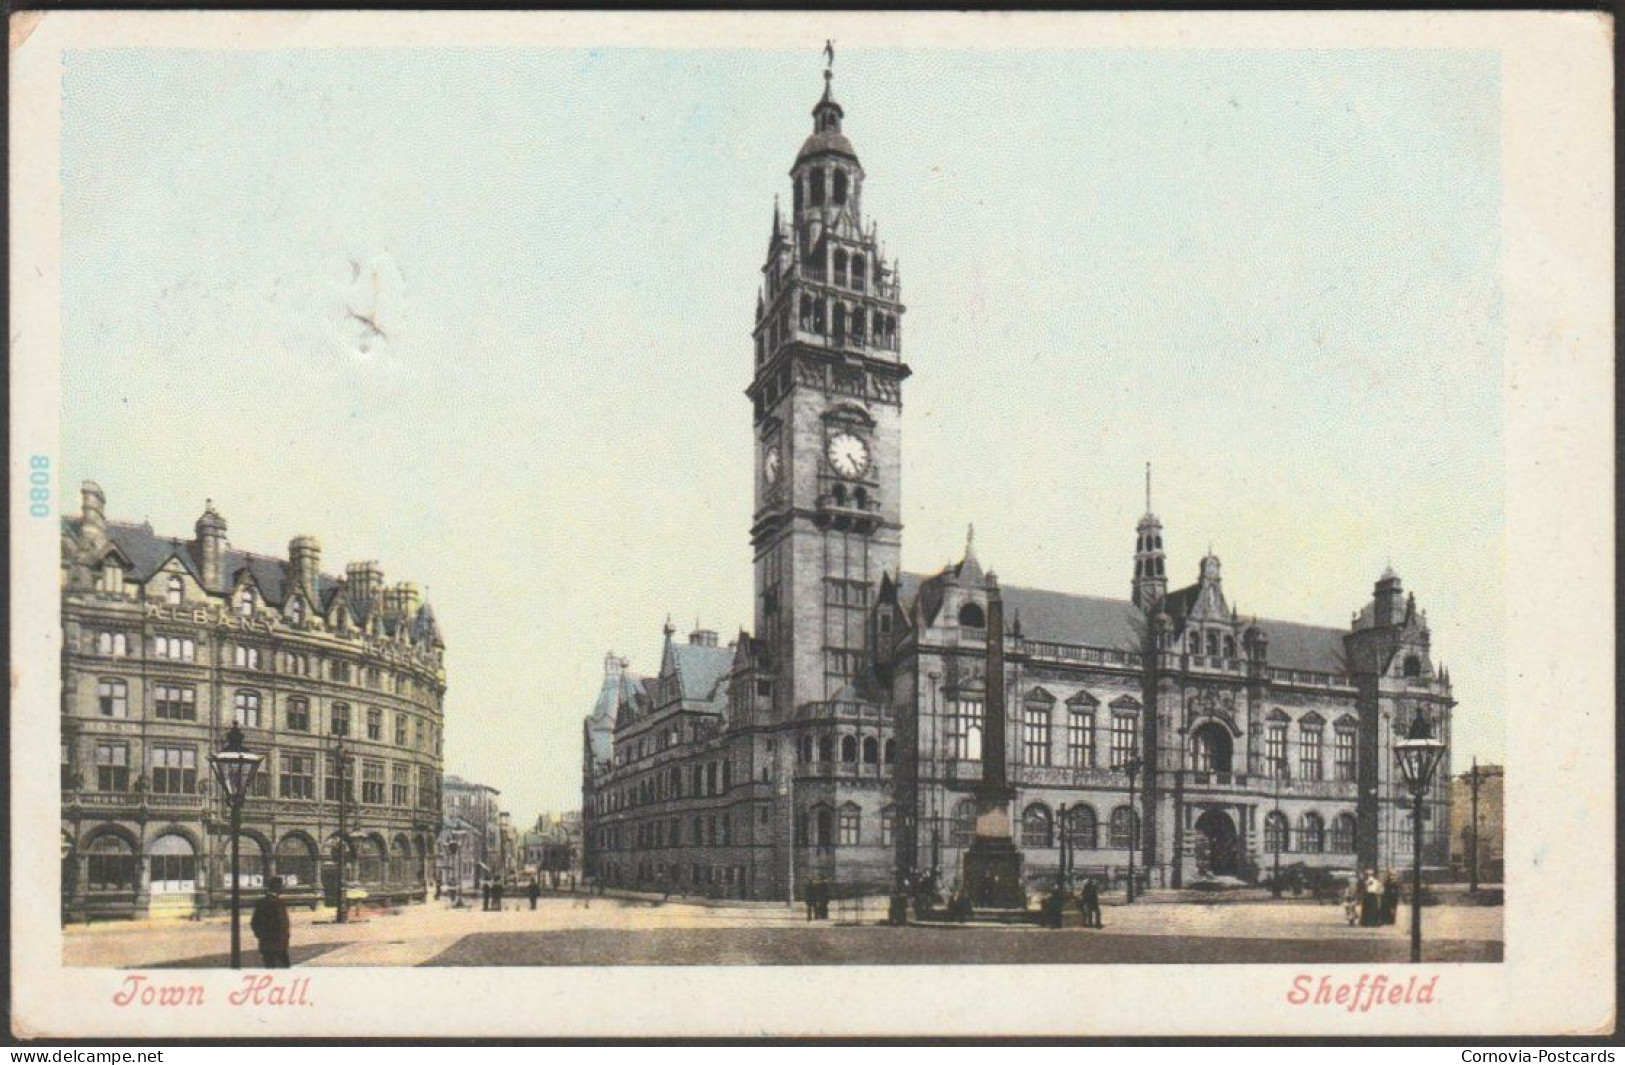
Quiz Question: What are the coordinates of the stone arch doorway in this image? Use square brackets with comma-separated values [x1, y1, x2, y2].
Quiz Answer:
[1194, 808, 1242, 878]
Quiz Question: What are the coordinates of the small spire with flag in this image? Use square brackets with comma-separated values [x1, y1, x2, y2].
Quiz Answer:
[824, 39, 835, 69]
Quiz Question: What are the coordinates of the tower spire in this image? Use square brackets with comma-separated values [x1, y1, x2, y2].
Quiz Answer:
[1133, 468, 1167, 611]
[1145, 461, 1152, 515]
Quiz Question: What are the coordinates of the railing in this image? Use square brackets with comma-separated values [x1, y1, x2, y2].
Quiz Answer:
[1187, 771, 1251, 789]
[1265, 667, 1351, 690]
[795, 761, 892, 781]
[1018, 641, 1142, 669]
[64, 790, 207, 813]
[1014, 765, 1128, 788]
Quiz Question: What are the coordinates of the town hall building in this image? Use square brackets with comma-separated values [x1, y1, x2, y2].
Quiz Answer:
[580, 66, 1456, 903]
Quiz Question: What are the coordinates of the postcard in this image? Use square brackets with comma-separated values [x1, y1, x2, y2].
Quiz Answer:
[8, 9, 1615, 1039]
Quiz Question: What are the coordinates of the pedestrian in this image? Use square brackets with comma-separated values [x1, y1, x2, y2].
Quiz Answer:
[1080, 877, 1102, 928]
[479, 880, 489, 911]
[529, 878, 540, 911]
[1362, 869, 1383, 927]
[493, 880, 505, 911]
[249, 876, 292, 969]
[1383, 868, 1401, 925]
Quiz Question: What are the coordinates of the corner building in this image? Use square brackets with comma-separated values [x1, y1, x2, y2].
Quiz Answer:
[61, 483, 447, 921]
[581, 70, 1456, 901]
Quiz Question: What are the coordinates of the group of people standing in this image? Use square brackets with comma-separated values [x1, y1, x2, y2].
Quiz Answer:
[1346, 868, 1402, 926]
[477, 879, 544, 911]
[1041, 878, 1103, 929]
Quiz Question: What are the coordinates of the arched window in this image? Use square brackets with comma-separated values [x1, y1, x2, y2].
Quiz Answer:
[148, 834, 197, 894]
[809, 169, 825, 206]
[838, 802, 861, 845]
[1264, 811, 1290, 853]
[1206, 630, 1220, 657]
[834, 249, 848, 286]
[833, 303, 847, 342]
[1187, 632, 1200, 655]
[883, 738, 896, 765]
[166, 575, 184, 605]
[1403, 654, 1422, 677]
[951, 798, 977, 847]
[799, 735, 814, 764]
[862, 737, 879, 764]
[850, 255, 865, 292]
[958, 602, 986, 629]
[1192, 722, 1233, 774]
[1020, 804, 1054, 848]
[815, 807, 834, 848]
[86, 834, 138, 891]
[273, 835, 317, 888]
[850, 311, 864, 346]
[872, 308, 885, 342]
[1299, 812, 1325, 853]
[1331, 812, 1357, 853]
[1223, 635, 1236, 658]
[793, 176, 804, 214]
[818, 735, 834, 763]
[840, 735, 858, 763]
[288, 597, 304, 624]
[1109, 807, 1139, 850]
[1065, 805, 1098, 850]
[239, 589, 257, 617]
[833, 169, 848, 205]
[800, 294, 814, 328]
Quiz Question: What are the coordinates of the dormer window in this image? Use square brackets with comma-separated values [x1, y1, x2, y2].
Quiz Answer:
[165, 575, 184, 605]
[1403, 654, 1422, 678]
[289, 598, 304, 624]
[238, 589, 256, 617]
[99, 563, 124, 594]
[958, 602, 986, 629]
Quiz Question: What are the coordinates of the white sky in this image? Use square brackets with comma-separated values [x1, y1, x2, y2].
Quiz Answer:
[60, 46, 1503, 819]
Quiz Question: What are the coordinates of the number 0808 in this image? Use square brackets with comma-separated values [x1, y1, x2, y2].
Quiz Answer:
[28, 455, 50, 518]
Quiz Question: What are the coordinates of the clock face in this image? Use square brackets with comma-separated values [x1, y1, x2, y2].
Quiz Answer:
[763, 445, 782, 486]
[826, 432, 871, 479]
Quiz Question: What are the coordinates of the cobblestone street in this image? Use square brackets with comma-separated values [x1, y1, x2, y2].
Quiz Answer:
[65, 893, 1503, 968]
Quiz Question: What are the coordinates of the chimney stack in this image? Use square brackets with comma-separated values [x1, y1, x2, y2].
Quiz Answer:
[78, 482, 107, 550]
[194, 500, 227, 589]
[688, 628, 718, 648]
[346, 561, 384, 611]
[289, 535, 322, 602]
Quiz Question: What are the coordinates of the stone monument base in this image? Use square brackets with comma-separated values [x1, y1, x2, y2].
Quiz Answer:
[962, 835, 1027, 911]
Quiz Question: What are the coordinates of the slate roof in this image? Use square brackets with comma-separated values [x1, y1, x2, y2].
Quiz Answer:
[671, 643, 734, 714]
[896, 571, 1349, 675]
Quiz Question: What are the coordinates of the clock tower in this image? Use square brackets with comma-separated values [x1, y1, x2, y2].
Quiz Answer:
[747, 68, 909, 718]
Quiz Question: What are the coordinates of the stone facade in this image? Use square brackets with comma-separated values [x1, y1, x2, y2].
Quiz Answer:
[439, 776, 503, 890]
[61, 483, 446, 921]
[581, 68, 1457, 902]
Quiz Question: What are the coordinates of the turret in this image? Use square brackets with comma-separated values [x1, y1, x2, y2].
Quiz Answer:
[193, 500, 227, 589]
[1372, 566, 1405, 628]
[79, 481, 107, 546]
[1132, 464, 1168, 611]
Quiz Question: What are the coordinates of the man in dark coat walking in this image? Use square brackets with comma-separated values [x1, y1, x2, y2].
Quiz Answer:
[249, 877, 292, 968]
[528, 878, 541, 910]
[493, 880, 505, 911]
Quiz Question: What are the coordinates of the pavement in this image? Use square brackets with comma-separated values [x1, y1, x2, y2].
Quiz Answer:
[63, 891, 1504, 969]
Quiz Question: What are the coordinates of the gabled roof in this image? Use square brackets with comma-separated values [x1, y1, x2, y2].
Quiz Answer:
[895, 570, 1349, 675]
[670, 643, 734, 714]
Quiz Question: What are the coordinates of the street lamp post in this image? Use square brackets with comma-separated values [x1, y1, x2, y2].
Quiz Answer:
[449, 837, 464, 907]
[330, 735, 353, 924]
[1124, 755, 1142, 904]
[1394, 713, 1448, 964]
[1272, 759, 1291, 899]
[209, 725, 265, 970]
[1058, 803, 1069, 889]
[1468, 757, 1482, 895]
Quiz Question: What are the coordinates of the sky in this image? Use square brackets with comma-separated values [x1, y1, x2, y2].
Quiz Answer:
[60, 46, 1503, 820]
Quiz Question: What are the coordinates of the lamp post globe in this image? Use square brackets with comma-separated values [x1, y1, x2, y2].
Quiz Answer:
[1393, 713, 1447, 963]
[208, 724, 264, 970]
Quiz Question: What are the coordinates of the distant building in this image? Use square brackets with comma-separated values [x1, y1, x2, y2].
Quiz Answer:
[440, 776, 501, 887]
[1450, 762, 1504, 884]
[61, 483, 446, 921]
[524, 811, 582, 884]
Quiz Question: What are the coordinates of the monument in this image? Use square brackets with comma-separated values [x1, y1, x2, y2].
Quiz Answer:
[961, 572, 1028, 911]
